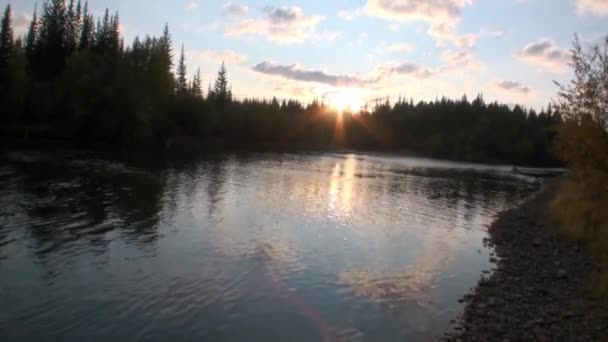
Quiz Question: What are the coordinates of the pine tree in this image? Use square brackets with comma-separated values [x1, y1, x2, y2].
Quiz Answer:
[160, 23, 173, 68]
[36, 0, 69, 80]
[78, 2, 93, 50]
[93, 9, 110, 52]
[175, 44, 188, 96]
[211, 62, 230, 103]
[191, 68, 203, 98]
[109, 11, 120, 56]
[66, 0, 75, 50]
[65, 0, 82, 53]
[156, 23, 174, 98]
[0, 4, 14, 73]
[25, 5, 38, 73]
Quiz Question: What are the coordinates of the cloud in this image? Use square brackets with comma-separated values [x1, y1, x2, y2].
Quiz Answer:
[273, 82, 317, 98]
[223, 3, 249, 17]
[13, 12, 31, 34]
[364, 0, 470, 23]
[378, 62, 438, 79]
[577, 0, 608, 16]
[185, 1, 197, 10]
[252, 61, 380, 87]
[363, 0, 478, 61]
[385, 42, 415, 53]
[491, 80, 532, 94]
[440, 49, 484, 69]
[338, 8, 364, 20]
[515, 39, 572, 72]
[193, 49, 248, 65]
[225, 6, 327, 43]
[426, 21, 478, 48]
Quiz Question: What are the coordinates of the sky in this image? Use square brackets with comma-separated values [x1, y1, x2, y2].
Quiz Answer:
[3, 0, 608, 110]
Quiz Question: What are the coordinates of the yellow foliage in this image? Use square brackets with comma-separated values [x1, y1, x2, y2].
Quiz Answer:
[551, 117, 608, 297]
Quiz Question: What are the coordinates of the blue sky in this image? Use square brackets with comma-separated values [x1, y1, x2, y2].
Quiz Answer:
[3, 0, 608, 110]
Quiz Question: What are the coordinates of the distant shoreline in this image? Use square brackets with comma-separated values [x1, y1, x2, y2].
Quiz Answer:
[0, 135, 563, 168]
[443, 179, 607, 341]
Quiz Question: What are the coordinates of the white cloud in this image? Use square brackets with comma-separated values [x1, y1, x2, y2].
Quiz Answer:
[385, 42, 415, 53]
[577, 0, 608, 16]
[193, 49, 248, 65]
[185, 1, 197, 10]
[440, 49, 484, 69]
[364, 0, 473, 45]
[364, 0, 471, 23]
[273, 82, 317, 98]
[363, 0, 483, 74]
[225, 6, 327, 43]
[338, 8, 364, 20]
[252, 61, 381, 87]
[252, 56, 445, 89]
[378, 61, 439, 79]
[13, 12, 31, 35]
[515, 39, 572, 72]
[223, 3, 249, 17]
[316, 31, 341, 41]
[491, 80, 532, 94]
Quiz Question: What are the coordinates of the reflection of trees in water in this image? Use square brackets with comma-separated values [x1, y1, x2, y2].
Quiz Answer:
[333, 164, 539, 337]
[243, 240, 306, 282]
[205, 160, 228, 218]
[0, 154, 164, 270]
[381, 168, 539, 229]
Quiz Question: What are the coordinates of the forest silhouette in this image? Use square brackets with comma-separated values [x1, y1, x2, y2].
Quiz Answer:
[0, 1, 562, 165]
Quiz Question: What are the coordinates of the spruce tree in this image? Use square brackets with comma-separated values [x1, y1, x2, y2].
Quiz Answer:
[0, 3, 13, 111]
[65, 0, 82, 53]
[0, 4, 14, 72]
[211, 62, 230, 103]
[25, 5, 38, 73]
[37, 0, 68, 80]
[78, 2, 93, 50]
[175, 44, 188, 96]
[191, 68, 203, 98]
[160, 23, 173, 67]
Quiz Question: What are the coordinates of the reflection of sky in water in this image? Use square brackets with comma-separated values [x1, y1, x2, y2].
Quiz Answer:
[158, 153, 535, 339]
[0, 151, 539, 341]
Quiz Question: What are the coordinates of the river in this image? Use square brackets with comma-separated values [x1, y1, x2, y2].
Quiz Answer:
[0, 149, 539, 341]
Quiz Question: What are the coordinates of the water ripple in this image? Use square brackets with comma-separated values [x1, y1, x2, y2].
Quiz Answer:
[0, 150, 538, 341]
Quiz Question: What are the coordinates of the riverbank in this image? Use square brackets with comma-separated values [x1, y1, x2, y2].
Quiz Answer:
[443, 179, 607, 341]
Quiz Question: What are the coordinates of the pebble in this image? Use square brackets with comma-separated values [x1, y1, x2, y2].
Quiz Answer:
[442, 180, 607, 341]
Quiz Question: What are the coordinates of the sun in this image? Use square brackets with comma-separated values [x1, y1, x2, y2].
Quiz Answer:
[329, 89, 364, 113]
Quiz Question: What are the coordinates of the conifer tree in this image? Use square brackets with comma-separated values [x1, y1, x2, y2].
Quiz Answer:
[211, 62, 230, 103]
[175, 44, 188, 96]
[0, 5, 14, 73]
[191, 68, 203, 98]
[78, 2, 93, 50]
[160, 23, 173, 67]
[25, 5, 38, 75]
[36, 0, 69, 80]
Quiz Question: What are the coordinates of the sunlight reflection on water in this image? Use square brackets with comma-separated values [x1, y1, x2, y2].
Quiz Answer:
[0, 150, 539, 341]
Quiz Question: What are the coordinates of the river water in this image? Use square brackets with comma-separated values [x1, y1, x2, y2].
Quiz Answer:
[0, 149, 539, 341]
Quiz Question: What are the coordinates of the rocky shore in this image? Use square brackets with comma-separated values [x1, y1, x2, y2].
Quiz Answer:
[443, 179, 607, 341]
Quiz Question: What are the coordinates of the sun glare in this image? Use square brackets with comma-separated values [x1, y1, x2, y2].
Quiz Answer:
[329, 89, 364, 113]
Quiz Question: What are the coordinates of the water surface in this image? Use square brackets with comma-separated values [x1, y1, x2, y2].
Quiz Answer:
[0, 150, 539, 341]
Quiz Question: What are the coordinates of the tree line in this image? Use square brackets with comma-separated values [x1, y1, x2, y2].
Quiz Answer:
[0, 1, 561, 165]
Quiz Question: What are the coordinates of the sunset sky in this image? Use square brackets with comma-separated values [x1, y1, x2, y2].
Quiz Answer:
[3, 0, 608, 110]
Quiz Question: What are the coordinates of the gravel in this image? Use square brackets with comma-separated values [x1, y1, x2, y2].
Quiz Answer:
[442, 179, 607, 341]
